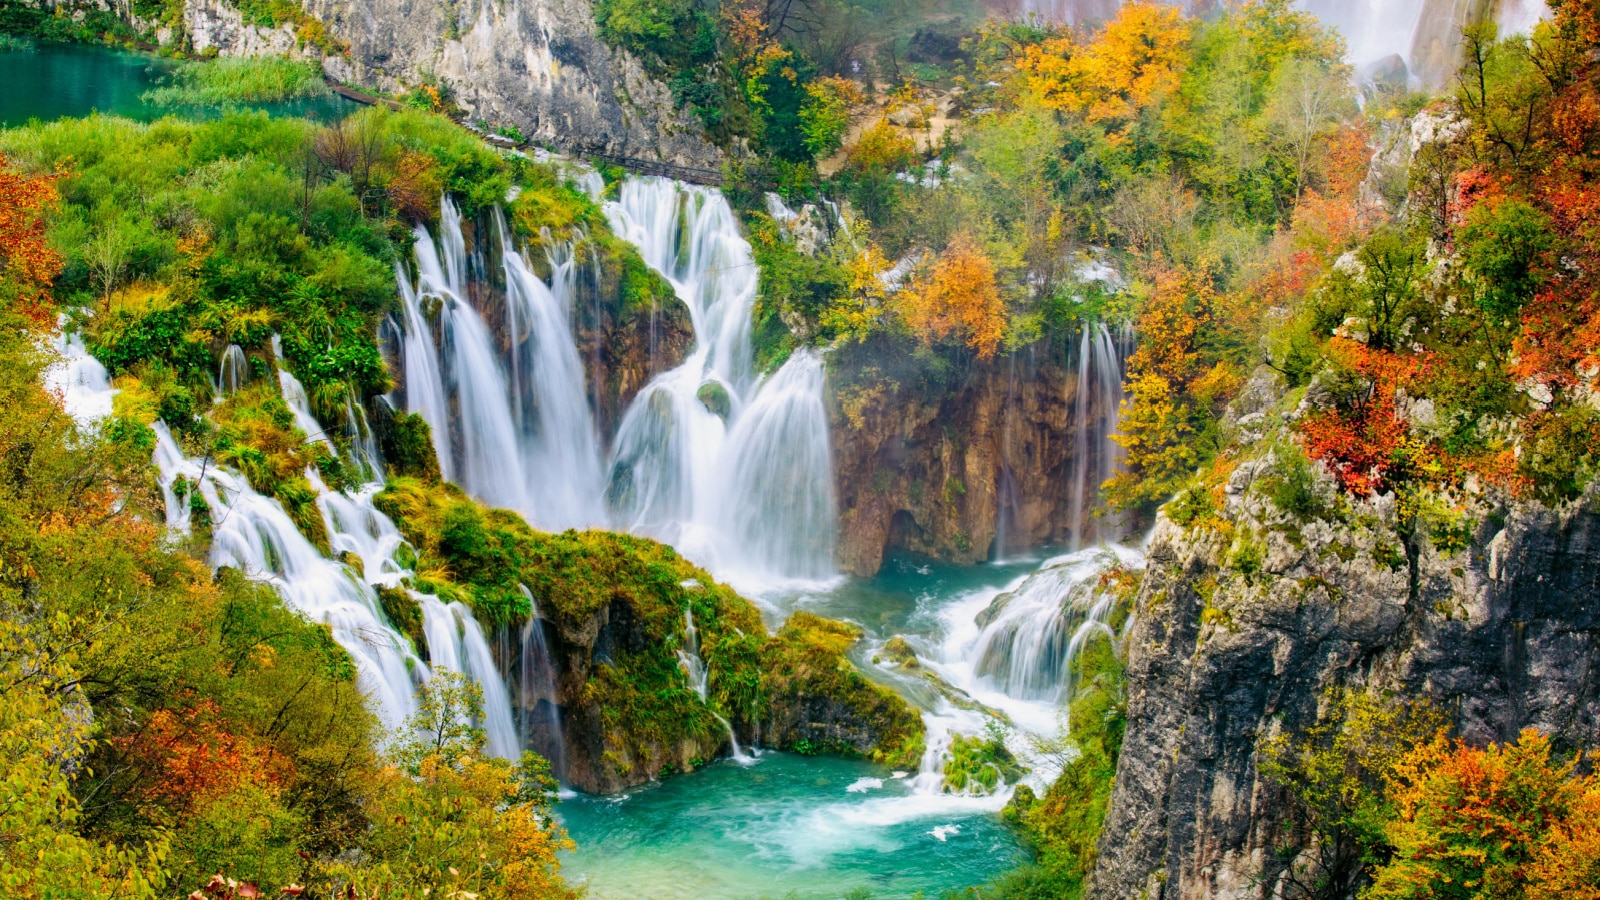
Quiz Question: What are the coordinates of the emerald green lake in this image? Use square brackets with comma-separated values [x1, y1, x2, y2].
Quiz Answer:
[0, 41, 358, 127]
[559, 554, 1062, 900]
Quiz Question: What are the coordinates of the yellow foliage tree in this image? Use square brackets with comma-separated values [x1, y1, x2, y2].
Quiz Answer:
[1017, 1, 1192, 132]
[897, 233, 1006, 360]
[1105, 266, 1240, 509]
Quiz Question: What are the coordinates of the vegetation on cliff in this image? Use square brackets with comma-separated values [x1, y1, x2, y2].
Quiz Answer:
[1263, 691, 1600, 899]
[376, 476, 926, 778]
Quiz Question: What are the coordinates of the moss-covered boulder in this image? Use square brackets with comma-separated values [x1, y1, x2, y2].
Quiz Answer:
[760, 612, 925, 769]
[374, 477, 924, 793]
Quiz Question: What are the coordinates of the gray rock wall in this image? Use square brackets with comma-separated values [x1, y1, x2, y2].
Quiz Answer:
[176, 0, 720, 166]
[1085, 459, 1600, 899]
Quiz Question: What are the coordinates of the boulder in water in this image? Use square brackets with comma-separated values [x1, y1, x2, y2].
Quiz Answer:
[696, 380, 731, 419]
[874, 635, 921, 668]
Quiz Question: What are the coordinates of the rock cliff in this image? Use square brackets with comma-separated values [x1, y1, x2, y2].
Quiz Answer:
[1084, 380, 1600, 899]
[828, 336, 1126, 577]
[166, 0, 719, 166]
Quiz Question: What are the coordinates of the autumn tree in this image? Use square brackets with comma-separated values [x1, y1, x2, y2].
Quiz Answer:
[1106, 267, 1241, 509]
[1017, 1, 1191, 134]
[1258, 690, 1448, 900]
[1368, 729, 1600, 900]
[0, 154, 62, 327]
[897, 232, 1006, 360]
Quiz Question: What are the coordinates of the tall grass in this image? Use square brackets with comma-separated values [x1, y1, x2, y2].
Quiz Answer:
[142, 56, 328, 106]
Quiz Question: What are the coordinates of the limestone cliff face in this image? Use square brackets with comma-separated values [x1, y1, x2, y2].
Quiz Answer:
[828, 343, 1124, 577]
[173, 0, 719, 166]
[1084, 414, 1600, 898]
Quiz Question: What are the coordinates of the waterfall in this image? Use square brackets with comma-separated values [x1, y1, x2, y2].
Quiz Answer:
[968, 550, 1132, 704]
[518, 588, 566, 775]
[500, 212, 606, 530]
[151, 423, 423, 732]
[317, 480, 409, 587]
[395, 198, 609, 530]
[676, 608, 753, 763]
[272, 341, 335, 452]
[418, 594, 522, 759]
[603, 177, 837, 587]
[46, 329, 116, 426]
[151, 365, 524, 752]
[217, 344, 249, 395]
[392, 262, 454, 482]
[387, 181, 837, 586]
[1066, 322, 1128, 550]
[716, 350, 838, 582]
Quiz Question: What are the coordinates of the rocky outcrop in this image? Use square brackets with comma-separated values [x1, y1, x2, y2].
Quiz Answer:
[1085, 449, 1600, 899]
[166, 0, 719, 166]
[828, 339, 1125, 577]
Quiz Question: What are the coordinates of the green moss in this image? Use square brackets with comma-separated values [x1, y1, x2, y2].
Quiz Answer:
[377, 410, 441, 481]
[944, 725, 1026, 794]
[375, 585, 426, 661]
[696, 380, 731, 419]
[874, 635, 920, 668]
[761, 612, 926, 768]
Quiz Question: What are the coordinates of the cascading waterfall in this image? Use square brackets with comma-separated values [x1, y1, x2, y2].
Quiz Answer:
[676, 607, 753, 763]
[151, 423, 423, 731]
[151, 355, 524, 753]
[500, 212, 606, 530]
[393, 197, 608, 530]
[393, 262, 454, 482]
[1066, 322, 1130, 550]
[716, 349, 837, 582]
[390, 180, 837, 587]
[603, 177, 837, 586]
[968, 546, 1143, 705]
[46, 328, 116, 426]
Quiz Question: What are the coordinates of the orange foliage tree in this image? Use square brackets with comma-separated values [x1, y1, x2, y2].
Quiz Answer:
[0, 154, 63, 327]
[1296, 339, 1440, 497]
[897, 232, 1006, 359]
[1107, 266, 1241, 508]
[1016, 1, 1191, 133]
[1368, 729, 1600, 900]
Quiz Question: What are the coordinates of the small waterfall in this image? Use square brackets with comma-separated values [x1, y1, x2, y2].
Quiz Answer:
[716, 350, 837, 582]
[151, 423, 423, 731]
[968, 551, 1131, 704]
[518, 588, 566, 775]
[271, 342, 335, 452]
[676, 608, 753, 763]
[46, 329, 116, 426]
[217, 344, 249, 394]
[1066, 322, 1128, 550]
[317, 480, 409, 587]
[418, 594, 521, 759]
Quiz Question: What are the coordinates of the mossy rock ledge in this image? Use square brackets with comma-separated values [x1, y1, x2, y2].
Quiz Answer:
[374, 477, 925, 793]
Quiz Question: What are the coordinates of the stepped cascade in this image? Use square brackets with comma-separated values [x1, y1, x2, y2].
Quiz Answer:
[390, 177, 837, 587]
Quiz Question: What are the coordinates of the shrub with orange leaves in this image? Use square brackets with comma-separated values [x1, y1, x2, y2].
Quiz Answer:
[115, 701, 291, 822]
[1016, 1, 1191, 132]
[0, 153, 63, 328]
[896, 233, 1006, 360]
[1368, 729, 1600, 900]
